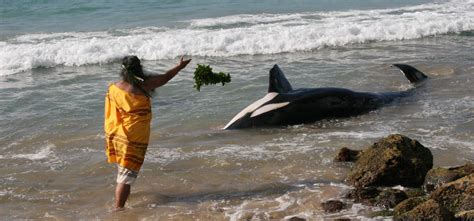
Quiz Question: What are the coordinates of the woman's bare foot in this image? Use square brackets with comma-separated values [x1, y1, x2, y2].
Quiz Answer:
[112, 207, 125, 212]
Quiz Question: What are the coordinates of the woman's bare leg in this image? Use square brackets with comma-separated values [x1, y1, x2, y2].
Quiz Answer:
[115, 183, 131, 209]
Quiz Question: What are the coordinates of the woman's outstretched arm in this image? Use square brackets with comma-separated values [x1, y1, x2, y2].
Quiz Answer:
[143, 57, 192, 91]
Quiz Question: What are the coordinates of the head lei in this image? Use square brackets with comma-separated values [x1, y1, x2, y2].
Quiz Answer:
[121, 56, 151, 97]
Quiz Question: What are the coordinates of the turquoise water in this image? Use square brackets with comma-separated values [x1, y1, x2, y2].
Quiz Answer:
[1, 0, 473, 220]
[1, 0, 431, 37]
[2, 0, 472, 75]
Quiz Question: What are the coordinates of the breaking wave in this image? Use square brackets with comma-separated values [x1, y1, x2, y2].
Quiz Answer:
[0, 0, 472, 75]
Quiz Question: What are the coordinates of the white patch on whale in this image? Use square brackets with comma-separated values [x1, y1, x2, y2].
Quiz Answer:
[250, 102, 290, 118]
[223, 92, 278, 129]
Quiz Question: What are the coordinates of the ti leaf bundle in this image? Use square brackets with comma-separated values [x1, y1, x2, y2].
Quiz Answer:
[193, 64, 231, 91]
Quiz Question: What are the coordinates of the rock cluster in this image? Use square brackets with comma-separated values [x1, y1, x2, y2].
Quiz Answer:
[423, 164, 474, 192]
[321, 200, 346, 213]
[327, 134, 474, 220]
[346, 134, 433, 187]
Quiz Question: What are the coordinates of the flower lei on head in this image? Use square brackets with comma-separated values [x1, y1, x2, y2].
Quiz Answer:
[122, 64, 144, 82]
[121, 64, 151, 97]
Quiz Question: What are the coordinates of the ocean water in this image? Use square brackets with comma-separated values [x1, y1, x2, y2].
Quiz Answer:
[1, 0, 473, 220]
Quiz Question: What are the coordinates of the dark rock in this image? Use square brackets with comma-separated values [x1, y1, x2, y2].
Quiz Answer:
[430, 174, 474, 214]
[423, 163, 474, 192]
[346, 187, 407, 209]
[403, 187, 425, 198]
[321, 200, 346, 213]
[374, 189, 408, 209]
[345, 187, 380, 205]
[393, 196, 428, 217]
[288, 217, 306, 221]
[393, 174, 474, 220]
[335, 147, 360, 162]
[395, 199, 456, 221]
[369, 210, 394, 218]
[347, 134, 433, 187]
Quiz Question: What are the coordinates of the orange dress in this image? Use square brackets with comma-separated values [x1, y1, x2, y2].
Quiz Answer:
[104, 84, 152, 172]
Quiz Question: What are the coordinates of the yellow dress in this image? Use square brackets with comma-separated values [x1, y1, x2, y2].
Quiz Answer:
[104, 84, 152, 172]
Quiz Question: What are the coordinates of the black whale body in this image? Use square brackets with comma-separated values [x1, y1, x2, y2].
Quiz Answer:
[224, 64, 427, 129]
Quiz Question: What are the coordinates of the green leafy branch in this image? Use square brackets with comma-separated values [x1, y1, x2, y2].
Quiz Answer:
[193, 64, 231, 91]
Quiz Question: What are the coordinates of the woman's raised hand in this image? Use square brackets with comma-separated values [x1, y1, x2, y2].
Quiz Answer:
[179, 56, 192, 69]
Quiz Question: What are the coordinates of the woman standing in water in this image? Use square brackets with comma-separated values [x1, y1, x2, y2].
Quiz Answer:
[104, 55, 191, 210]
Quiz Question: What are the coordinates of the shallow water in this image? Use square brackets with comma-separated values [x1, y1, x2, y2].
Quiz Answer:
[1, 0, 474, 220]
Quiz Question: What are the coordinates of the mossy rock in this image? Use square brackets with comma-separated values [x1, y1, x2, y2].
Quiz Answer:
[335, 147, 360, 162]
[393, 196, 428, 217]
[321, 200, 346, 213]
[396, 199, 456, 221]
[346, 187, 407, 209]
[403, 187, 425, 198]
[288, 217, 306, 221]
[430, 174, 474, 214]
[424, 163, 474, 192]
[455, 209, 474, 219]
[345, 187, 380, 205]
[347, 134, 433, 187]
[374, 189, 408, 209]
[369, 210, 394, 218]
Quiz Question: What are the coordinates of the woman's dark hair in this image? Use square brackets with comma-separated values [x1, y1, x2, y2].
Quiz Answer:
[120, 55, 151, 97]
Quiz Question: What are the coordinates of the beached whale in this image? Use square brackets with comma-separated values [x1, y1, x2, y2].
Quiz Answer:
[224, 64, 427, 129]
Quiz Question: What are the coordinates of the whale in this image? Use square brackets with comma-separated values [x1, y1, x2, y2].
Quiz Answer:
[224, 64, 427, 129]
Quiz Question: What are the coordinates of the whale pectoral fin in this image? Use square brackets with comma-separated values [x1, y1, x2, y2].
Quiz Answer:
[223, 92, 279, 129]
[268, 64, 293, 93]
[250, 102, 290, 118]
[392, 64, 428, 84]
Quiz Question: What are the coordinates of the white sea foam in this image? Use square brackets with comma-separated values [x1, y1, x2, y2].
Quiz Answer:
[224, 183, 376, 221]
[146, 140, 322, 165]
[315, 131, 388, 139]
[7, 144, 65, 170]
[0, 190, 11, 197]
[0, 0, 472, 76]
[12, 145, 54, 160]
[146, 129, 399, 165]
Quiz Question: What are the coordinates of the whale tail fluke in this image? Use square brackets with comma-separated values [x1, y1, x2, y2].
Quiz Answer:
[392, 64, 428, 84]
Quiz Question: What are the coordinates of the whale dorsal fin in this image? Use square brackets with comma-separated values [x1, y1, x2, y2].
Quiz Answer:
[268, 64, 293, 93]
